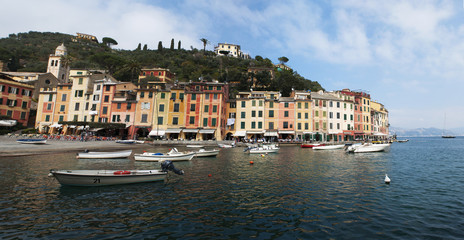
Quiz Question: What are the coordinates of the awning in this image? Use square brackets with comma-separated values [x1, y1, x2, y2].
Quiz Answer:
[165, 128, 182, 134]
[373, 132, 388, 136]
[77, 126, 84, 130]
[89, 128, 103, 132]
[264, 131, 278, 137]
[50, 123, 62, 128]
[183, 129, 199, 133]
[149, 130, 166, 136]
[67, 125, 76, 128]
[303, 131, 314, 134]
[279, 130, 295, 134]
[89, 111, 98, 115]
[247, 130, 264, 134]
[233, 131, 246, 137]
[199, 129, 215, 134]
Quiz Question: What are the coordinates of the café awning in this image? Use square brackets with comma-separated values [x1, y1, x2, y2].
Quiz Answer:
[183, 129, 199, 133]
[247, 130, 264, 135]
[264, 131, 278, 137]
[149, 130, 166, 136]
[233, 131, 246, 137]
[165, 128, 182, 134]
[199, 129, 215, 134]
[279, 130, 295, 134]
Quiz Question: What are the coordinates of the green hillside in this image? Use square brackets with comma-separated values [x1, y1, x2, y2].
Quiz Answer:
[0, 31, 323, 96]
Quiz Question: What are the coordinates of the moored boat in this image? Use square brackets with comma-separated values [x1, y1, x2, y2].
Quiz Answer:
[115, 140, 136, 144]
[17, 139, 47, 144]
[313, 144, 345, 150]
[194, 148, 220, 157]
[134, 148, 195, 162]
[48, 160, 184, 187]
[76, 150, 133, 159]
[346, 143, 391, 153]
[187, 145, 205, 148]
[245, 144, 280, 154]
[301, 143, 324, 148]
[218, 143, 235, 148]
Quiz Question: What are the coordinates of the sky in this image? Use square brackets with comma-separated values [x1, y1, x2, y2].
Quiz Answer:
[1, 0, 464, 129]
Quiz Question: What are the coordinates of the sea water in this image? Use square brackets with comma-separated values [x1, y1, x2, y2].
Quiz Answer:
[1, 137, 463, 239]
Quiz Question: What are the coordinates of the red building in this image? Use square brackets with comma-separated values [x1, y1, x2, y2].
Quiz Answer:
[0, 74, 34, 127]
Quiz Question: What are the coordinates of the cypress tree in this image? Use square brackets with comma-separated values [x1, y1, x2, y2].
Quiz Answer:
[178, 40, 181, 50]
[136, 43, 141, 51]
[143, 44, 147, 51]
[170, 38, 174, 50]
[158, 41, 163, 51]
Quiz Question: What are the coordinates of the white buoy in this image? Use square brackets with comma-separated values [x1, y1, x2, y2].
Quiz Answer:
[384, 174, 391, 184]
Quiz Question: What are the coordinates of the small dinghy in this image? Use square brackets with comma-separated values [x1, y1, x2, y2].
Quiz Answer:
[385, 174, 391, 184]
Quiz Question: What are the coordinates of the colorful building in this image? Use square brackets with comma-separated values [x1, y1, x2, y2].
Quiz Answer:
[0, 75, 34, 127]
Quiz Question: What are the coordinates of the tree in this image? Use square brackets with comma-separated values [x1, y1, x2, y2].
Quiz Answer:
[278, 56, 289, 65]
[200, 38, 209, 52]
[170, 38, 174, 50]
[178, 40, 181, 50]
[102, 37, 118, 48]
[136, 43, 141, 51]
[143, 44, 147, 51]
[158, 41, 163, 51]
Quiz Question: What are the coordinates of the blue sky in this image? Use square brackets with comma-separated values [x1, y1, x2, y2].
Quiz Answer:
[1, 0, 464, 129]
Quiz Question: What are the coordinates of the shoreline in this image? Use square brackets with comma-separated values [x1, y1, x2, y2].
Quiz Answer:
[0, 136, 235, 157]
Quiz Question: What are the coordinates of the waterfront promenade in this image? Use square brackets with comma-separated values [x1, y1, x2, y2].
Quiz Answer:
[0, 135, 235, 157]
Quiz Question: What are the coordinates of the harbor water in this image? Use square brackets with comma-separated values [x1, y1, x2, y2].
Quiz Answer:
[1, 137, 464, 239]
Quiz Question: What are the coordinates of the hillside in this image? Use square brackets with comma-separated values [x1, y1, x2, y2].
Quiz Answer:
[0, 31, 323, 96]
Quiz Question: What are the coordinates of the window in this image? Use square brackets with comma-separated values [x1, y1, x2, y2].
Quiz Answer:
[171, 93, 176, 100]
[104, 95, 109, 102]
[174, 103, 179, 112]
[284, 111, 289, 117]
[117, 103, 121, 109]
[78, 78, 83, 85]
[330, 123, 333, 129]
[179, 93, 184, 100]
[217, 86, 221, 90]
[213, 105, 217, 113]
[93, 95, 99, 101]
[305, 113, 309, 119]
[337, 113, 340, 119]
[61, 94, 67, 101]
[252, 100, 256, 106]
[284, 102, 289, 108]
[106, 86, 110, 91]
[173, 117, 178, 125]
[241, 101, 246, 107]
[60, 105, 65, 111]
[305, 102, 309, 109]
[298, 112, 301, 119]
[96, 84, 101, 91]
[103, 107, 108, 114]
[74, 103, 79, 111]
[73, 115, 78, 121]
[269, 102, 274, 108]
[241, 122, 245, 129]
[258, 122, 262, 129]
[20, 112, 26, 120]
[305, 123, 309, 130]
[283, 122, 288, 129]
[259, 100, 263, 107]
[125, 115, 130, 122]
[258, 111, 263, 117]
[59, 115, 64, 122]
[112, 115, 120, 122]
[315, 111, 319, 117]
[21, 101, 27, 109]
[298, 102, 301, 109]
[127, 103, 131, 110]
[213, 94, 218, 100]
[337, 123, 340, 129]
[251, 122, 256, 129]
[161, 93, 166, 99]
[149, 92, 153, 98]
[191, 93, 196, 100]
[48, 94, 53, 101]
[203, 118, 208, 127]
[230, 102, 236, 108]
[344, 114, 347, 120]
[329, 112, 333, 119]
[209, 86, 213, 90]
[241, 112, 246, 118]
[298, 123, 301, 130]
[159, 104, 165, 112]
[269, 122, 274, 129]
[140, 92, 145, 98]
[212, 118, 217, 127]
[315, 122, 319, 130]
[189, 116, 195, 124]
[269, 110, 274, 117]
[206, 94, 210, 100]
[330, 101, 333, 107]
[204, 105, 209, 113]
[252, 111, 256, 117]
[141, 114, 148, 123]
[190, 104, 196, 112]
[158, 117, 163, 125]
[45, 115, 50, 121]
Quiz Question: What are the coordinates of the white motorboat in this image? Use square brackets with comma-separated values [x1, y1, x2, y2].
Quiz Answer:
[346, 143, 390, 153]
[187, 145, 205, 148]
[194, 148, 220, 157]
[76, 150, 133, 159]
[16, 139, 47, 144]
[134, 148, 195, 162]
[218, 143, 235, 148]
[246, 144, 280, 154]
[313, 144, 345, 150]
[48, 161, 184, 187]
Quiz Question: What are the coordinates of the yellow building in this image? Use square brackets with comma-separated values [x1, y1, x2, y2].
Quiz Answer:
[54, 83, 73, 134]
[361, 95, 372, 136]
[371, 101, 389, 137]
[310, 91, 328, 141]
[165, 86, 185, 138]
[291, 90, 313, 140]
[224, 99, 237, 139]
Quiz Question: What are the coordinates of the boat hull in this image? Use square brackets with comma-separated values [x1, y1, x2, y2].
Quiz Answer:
[301, 144, 324, 148]
[313, 144, 345, 150]
[134, 152, 195, 161]
[194, 149, 220, 157]
[249, 148, 279, 154]
[16, 139, 47, 144]
[347, 143, 390, 153]
[50, 169, 167, 187]
[77, 150, 132, 159]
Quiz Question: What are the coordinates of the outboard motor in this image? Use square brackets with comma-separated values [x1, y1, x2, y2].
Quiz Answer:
[161, 160, 184, 175]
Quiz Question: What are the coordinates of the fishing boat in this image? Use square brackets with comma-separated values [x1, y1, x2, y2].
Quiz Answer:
[218, 142, 235, 148]
[76, 150, 133, 159]
[48, 160, 184, 187]
[134, 148, 195, 162]
[301, 143, 324, 148]
[16, 139, 47, 144]
[312, 144, 345, 150]
[194, 148, 220, 157]
[346, 143, 391, 153]
[245, 144, 280, 154]
[397, 139, 409, 143]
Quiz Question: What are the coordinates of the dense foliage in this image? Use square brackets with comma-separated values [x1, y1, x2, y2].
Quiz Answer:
[0, 31, 324, 97]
